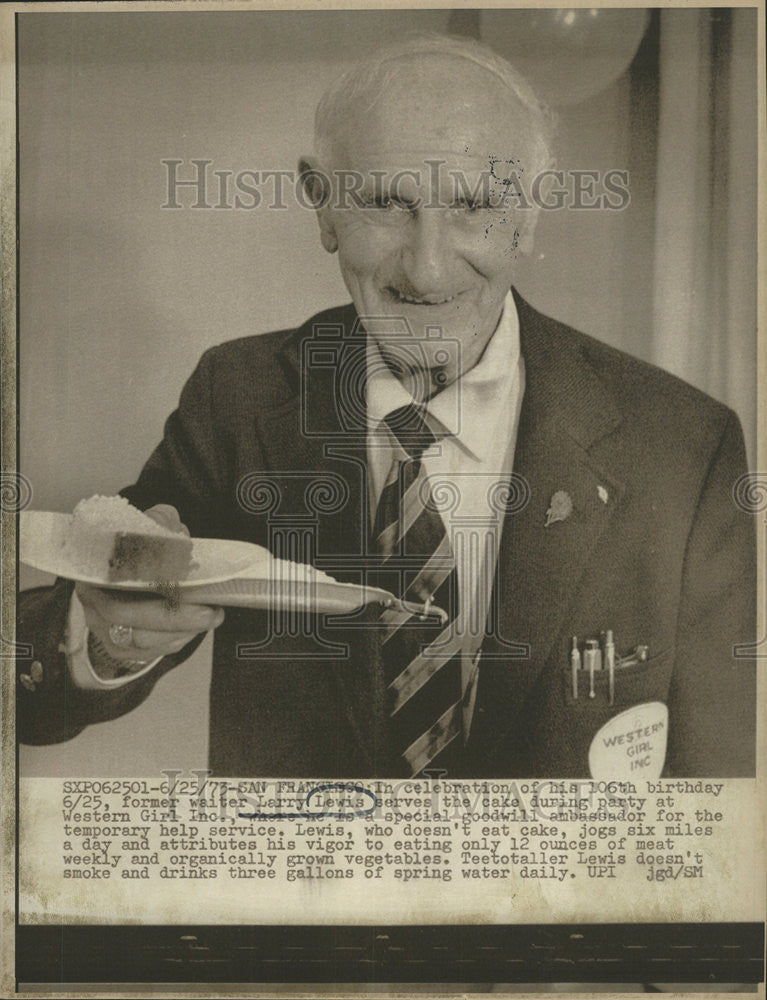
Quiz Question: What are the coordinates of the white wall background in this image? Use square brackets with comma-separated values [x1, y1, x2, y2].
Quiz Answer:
[17, 9, 757, 775]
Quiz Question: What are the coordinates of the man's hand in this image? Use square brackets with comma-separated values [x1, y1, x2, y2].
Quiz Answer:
[74, 504, 225, 677]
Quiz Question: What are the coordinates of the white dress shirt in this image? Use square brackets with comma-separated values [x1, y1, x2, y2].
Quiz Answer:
[366, 290, 526, 734]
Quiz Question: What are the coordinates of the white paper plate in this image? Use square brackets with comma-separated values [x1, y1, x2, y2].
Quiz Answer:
[19, 510, 433, 617]
[20, 511, 273, 588]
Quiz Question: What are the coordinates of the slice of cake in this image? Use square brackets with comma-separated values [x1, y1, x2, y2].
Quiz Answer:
[64, 495, 194, 582]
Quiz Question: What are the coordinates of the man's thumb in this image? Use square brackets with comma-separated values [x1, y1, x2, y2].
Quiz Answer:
[144, 503, 191, 537]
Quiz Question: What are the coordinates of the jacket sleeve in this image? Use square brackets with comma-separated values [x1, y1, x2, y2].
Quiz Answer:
[17, 349, 225, 746]
[16, 580, 204, 745]
[666, 410, 757, 776]
[120, 346, 230, 535]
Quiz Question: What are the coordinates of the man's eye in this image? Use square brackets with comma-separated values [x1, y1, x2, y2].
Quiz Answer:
[361, 195, 407, 211]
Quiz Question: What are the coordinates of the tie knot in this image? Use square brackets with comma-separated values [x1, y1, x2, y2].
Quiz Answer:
[384, 404, 437, 458]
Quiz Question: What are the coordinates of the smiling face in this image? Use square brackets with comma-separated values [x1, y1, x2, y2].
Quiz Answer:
[308, 54, 540, 394]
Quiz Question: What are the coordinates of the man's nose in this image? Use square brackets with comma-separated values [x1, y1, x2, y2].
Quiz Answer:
[400, 210, 456, 296]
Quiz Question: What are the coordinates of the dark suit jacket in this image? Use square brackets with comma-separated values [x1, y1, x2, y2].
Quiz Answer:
[17, 291, 756, 777]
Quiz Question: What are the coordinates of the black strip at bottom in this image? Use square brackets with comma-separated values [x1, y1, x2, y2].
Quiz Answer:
[16, 923, 765, 985]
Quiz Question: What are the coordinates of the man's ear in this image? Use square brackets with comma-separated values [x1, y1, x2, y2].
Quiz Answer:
[298, 156, 337, 254]
[515, 210, 538, 256]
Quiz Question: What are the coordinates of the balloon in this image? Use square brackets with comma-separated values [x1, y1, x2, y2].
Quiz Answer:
[480, 8, 651, 106]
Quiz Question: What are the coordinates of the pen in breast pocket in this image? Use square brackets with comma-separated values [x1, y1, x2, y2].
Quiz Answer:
[605, 629, 615, 706]
[617, 644, 649, 669]
[570, 636, 581, 699]
[583, 639, 602, 699]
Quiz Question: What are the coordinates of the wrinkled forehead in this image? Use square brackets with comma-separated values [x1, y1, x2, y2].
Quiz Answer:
[325, 54, 540, 178]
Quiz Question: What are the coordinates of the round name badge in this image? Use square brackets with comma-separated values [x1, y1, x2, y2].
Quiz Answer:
[588, 702, 668, 780]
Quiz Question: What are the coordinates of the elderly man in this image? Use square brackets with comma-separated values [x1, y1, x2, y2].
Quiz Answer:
[17, 35, 755, 778]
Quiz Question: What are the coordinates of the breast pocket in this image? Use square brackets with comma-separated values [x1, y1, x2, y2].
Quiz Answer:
[551, 647, 675, 778]
[562, 646, 675, 711]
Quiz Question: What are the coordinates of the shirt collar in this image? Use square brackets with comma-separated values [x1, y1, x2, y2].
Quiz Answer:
[365, 289, 521, 461]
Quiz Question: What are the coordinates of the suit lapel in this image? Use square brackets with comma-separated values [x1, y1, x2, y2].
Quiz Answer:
[471, 292, 626, 759]
[255, 306, 386, 771]
[256, 303, 370, 576]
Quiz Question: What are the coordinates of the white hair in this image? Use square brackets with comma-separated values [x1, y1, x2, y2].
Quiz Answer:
[313, 33, 555, 176]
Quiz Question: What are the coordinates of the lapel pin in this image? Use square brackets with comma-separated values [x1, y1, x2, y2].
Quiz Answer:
[545, 490, 573, 527]
[597, 485, 609, 504]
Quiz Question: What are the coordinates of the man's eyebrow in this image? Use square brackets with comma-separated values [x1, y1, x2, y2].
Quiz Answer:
[450, 192, 495, 208]
[358, 184, 420, 205]
[452, 192, 483, 204]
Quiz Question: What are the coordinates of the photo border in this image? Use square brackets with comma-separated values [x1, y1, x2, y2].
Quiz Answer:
[2, 1, 765, 996]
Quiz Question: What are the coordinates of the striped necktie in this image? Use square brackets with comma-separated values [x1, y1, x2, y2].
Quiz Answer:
[372, 403, 464, 777]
